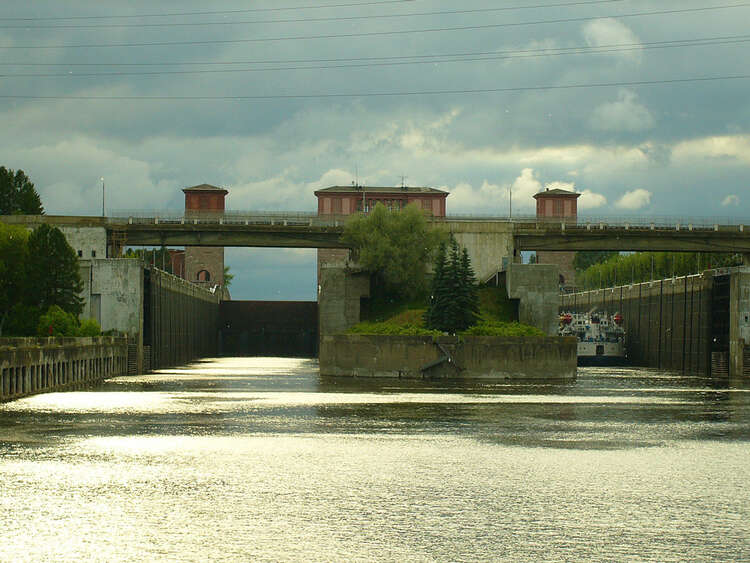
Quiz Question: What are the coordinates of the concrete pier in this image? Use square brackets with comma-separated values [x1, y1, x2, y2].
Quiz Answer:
[0, 336, 127, 402]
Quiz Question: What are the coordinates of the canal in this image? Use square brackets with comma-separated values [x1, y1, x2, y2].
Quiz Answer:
[1, 358, 749, 562]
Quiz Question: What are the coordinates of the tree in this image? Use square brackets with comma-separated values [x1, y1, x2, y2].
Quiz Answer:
[223, 265, 233, 289]
[0, 167, 44, 215]
[342, 202, 444, 300]
[425, 235, 479, 333]
[124, 246, 173, 273]
[0, 223, 29, 335]
[574, 250, 618, 272]
[26, 224, 84, 315]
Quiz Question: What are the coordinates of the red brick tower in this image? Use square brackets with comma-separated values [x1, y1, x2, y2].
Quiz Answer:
[533, 188, 580, 289]
[183, 184, 228, 288]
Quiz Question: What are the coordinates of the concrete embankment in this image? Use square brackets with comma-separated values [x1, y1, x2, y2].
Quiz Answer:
[320, 334, 577, 380]
[0, 337, 127, 402]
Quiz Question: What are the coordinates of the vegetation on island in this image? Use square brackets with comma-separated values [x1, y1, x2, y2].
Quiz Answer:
[342, 202, 444, 300]
[344, 206, 543, 337]
[575, 250, 745, 290]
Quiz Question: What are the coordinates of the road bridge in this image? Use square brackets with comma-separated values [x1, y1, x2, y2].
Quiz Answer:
[3, 213, 749, 253]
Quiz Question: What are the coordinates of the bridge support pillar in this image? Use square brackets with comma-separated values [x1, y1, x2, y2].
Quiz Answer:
[318, 250, 370, 337]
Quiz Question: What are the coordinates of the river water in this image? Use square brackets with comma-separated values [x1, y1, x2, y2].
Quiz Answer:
[1, 358, 749, 562]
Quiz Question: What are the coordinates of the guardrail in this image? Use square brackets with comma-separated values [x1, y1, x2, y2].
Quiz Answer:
[108, 211, 749, 231]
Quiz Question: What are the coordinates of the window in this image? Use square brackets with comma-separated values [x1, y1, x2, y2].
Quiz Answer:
[91, 250, 96, 258]
[197, 270, 211, 281]
[77, 250, 83, 257]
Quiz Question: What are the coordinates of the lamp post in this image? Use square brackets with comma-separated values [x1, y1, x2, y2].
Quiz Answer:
[509, 185, 512, 219]
[100, 177, 105, 216]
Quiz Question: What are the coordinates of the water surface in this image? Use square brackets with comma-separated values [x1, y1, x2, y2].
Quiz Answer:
[1, 358, 748, 562]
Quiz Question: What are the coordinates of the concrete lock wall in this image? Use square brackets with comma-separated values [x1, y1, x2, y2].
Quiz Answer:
[440, 221, 515, 283]
[80, 259, 145, 335]
[144, 267, 221, 370]
[506, 263, 560, 336]
[560, 268, 750, 378]
[0, 336, 127, 402]
[317, 249, 370, 336]
[320, 334, 577, 380]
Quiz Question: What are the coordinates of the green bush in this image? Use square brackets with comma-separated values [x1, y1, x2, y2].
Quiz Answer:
[37, 305, 79, 337]
[461, 321, 545, 337]
[78, 318, 102, 337]
[348, 321, 442, 337]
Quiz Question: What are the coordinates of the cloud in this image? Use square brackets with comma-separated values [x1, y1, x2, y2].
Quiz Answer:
[578, 190, 607, 209]
[722, 194, 740, 206]
[582, 18, 642, 60]
[589, 90, 655, 132]
[616, 189, 652, 210]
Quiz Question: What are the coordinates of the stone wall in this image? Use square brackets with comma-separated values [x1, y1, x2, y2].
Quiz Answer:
[319, 334, 576, 380]
[0, 336, 127, 402]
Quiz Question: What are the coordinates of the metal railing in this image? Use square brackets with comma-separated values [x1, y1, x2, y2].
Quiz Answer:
[109, 210, 749, 231]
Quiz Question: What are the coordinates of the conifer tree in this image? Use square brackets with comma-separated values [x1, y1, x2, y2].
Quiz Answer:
[425, 242, 448, 330]
[0, 167, 44, 215]
[425, 235, 480, 333]
[26, 224, 84, 315]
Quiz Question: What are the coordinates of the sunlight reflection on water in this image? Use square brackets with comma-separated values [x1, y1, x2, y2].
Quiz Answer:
[0, 358, 748, 562]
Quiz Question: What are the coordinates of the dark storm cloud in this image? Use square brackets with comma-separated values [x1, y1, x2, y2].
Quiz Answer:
[1, 0, 749, 298]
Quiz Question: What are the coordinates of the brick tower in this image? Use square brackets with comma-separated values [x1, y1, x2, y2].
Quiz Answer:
[183, 184, 228, 288]
[533, 188, 580, 289]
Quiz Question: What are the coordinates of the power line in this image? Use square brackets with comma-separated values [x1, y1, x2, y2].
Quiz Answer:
[2, 33, 748, 67]
[1, 74, 748, 100]
[0, 0, 418, 21]
[0, 1, 627, 29]
[2, 36, 748, 78]
[3, 3, 749, 49]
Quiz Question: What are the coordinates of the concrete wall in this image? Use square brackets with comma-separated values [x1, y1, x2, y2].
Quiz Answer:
[559, 271, 747, 376]
[59, 226, 108, 260]
[144, 267, 221, 370]
[317, 249, 370, 336]
[0, 336, 127, 402]
[319, 334, 577, 380]
[440, 221, 515, 283]
[730, 267, 750, 377]
[506, 263, 559, 335]
[80, 259, 144, 335]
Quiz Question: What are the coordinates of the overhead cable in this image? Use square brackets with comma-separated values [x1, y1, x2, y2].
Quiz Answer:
[2, 3, 749, 49]
[2, 36, 749, 78]
[0, 1, 628, 29]
[2, 74, 749, 100]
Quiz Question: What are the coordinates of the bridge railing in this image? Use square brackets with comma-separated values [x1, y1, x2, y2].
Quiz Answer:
[109, 211, 748, 231]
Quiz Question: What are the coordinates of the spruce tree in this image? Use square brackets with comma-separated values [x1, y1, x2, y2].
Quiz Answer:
[425, 236, 480, 333]
[26, 224, 84, 315]
[425, 242, 448, 331]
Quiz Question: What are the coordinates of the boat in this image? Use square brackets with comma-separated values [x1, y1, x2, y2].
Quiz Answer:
[559, 309, 627, 366]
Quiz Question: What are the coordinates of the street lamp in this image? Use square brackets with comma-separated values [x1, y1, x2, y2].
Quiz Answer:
[100, 177, 105, 216]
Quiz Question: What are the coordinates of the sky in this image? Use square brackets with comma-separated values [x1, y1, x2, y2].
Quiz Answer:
[2, 0, 749, 300]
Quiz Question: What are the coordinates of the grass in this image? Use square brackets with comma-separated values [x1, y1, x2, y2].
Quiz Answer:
[348, 285, 543, 337]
